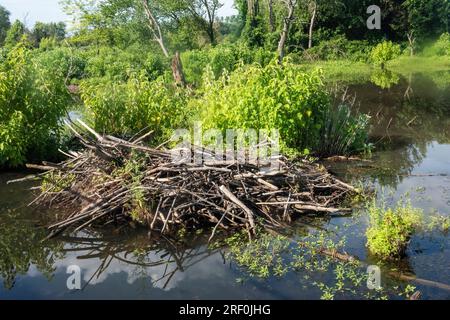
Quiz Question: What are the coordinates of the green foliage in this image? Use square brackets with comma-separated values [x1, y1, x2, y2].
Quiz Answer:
[0, 5, 10, 45]
[31, 22, 66, 47]
[80, 74, 189, 141]
[304, 35, 372, 62]
[366, 199, 423, 260]
[32, 46, 86, 81]
[181, 43, 273, 86]
[0, 41, 72, 166]
[4, 20, 27, 49]
[313, 104, 371, 157]
[404, 0, 450, 40]
[370, 41, 401, 67]
[224, 231, 290, 279]
[83, 46, 166, 82]
[423, 33, 450, 57]
[198, 60, 369, 156]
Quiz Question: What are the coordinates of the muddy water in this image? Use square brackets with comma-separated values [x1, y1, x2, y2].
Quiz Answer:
[0, 70, 449, 299]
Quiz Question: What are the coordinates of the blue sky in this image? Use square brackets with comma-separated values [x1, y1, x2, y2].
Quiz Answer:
[1, 0, 238, 27]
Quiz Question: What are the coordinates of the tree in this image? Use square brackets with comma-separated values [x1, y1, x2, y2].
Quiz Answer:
[4, 20, 27, 49]
[32, 22, 66, 46]
[277, 0, 297, 63]
[307, 0, 316, 49]
[404, 0, 450, 40]
[0, 5, 10, 45]
[185, 0, 223, 45]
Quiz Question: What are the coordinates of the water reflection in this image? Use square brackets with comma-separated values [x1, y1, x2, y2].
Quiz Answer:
[0, 211, 63, 289]
[337, 72, 450, 189]
[370, 69, 400, 89]
[57, 230, 219, 291]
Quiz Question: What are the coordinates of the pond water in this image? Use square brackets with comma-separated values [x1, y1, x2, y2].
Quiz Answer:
[1, 70, 449, 300]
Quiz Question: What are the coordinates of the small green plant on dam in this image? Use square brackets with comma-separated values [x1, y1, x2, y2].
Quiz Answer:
[366, 199, 423, 260]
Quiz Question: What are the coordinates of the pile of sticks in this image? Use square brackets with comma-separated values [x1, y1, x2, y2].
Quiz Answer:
[28, 120, 358, 240]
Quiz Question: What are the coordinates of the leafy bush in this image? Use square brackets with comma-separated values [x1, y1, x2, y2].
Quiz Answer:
[197, 61, 369, 156]
[32, 47, 86, 81]
[423, 33, 450, 56]
[80, 74, 189, 142]
[84, 46, 166, 82]
[313, 105, 371, 157]
[304, 35, 372, 62]
[0, 41, 72, 166]
[366, 199, 423, 260]
[182, 43, 273, 86]
[370, 41, 401, 67]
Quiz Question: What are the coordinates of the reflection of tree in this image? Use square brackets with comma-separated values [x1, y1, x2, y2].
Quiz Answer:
[370, 69, 400, 89]
[426, 71, 450, 91]
[337, 72, 450, 189]
[0, 211, 63, 289]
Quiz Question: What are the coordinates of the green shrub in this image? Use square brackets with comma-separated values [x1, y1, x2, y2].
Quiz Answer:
[197, 61, 369, 156]
[32, 47, 86, 81]
[182, 43, 273, 86]
[423, 33, 450, 56]
[80, 74, 189, 142]
[313, 105, 371, 157]
[370, 41, 401, 68]
[0, 41, 72, 166]
[304, 35, 372, 62]
[366, 199, 423, 260]
[84, 46, 166, 82]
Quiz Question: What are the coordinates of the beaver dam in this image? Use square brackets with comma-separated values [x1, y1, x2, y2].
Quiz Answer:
[17, 120, 359, 240]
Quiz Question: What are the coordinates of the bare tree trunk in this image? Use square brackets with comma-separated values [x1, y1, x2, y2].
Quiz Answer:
[141, 0, 185, 86]
[407, 31, 415, 56]
[248, 0, 259, 17]
[171, 52, 186, 87]
[268, 0, 275, 32]
[277, 0, 296, 64]
[308, 1, 317, 49]
[141, 0, 169, 58]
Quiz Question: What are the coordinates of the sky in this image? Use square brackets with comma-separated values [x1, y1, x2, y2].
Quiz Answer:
[1, 0, 238, 27]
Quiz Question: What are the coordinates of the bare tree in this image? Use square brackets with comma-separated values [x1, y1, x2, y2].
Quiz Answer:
[187, 0, 222, 45]
[141, 0, 170, 57]
[308, 0, 317, 49]
[268, 0, 275, 33]
[141, 0, 185, 86]
[277, 0, 297, 63]
[407, 30, 415, 56]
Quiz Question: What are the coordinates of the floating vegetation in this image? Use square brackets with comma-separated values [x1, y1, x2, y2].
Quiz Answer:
[218, 230, 432, 300]
[366, 199, 423, 260]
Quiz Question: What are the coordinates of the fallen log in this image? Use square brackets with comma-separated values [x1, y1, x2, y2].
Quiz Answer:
[318, 248, 450, 293]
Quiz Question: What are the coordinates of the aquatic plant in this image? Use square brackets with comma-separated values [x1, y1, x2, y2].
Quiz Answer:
[366, 199, 423, 260]
[313, 104, 371, 157]
[224, 231, 290, 279]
